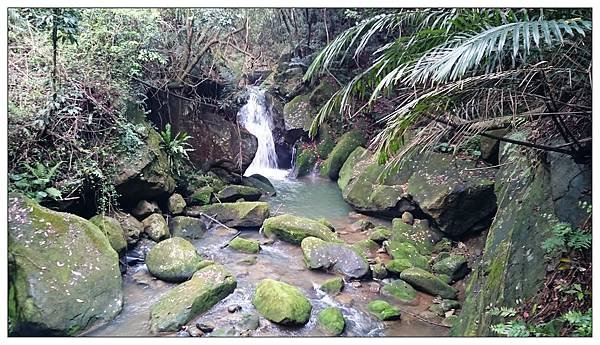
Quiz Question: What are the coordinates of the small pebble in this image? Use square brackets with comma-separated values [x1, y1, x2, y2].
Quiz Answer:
[351, 281, 362, 288]
[228, 304, 242, 313]
[196, 323, 214, 333]
[369, 282, 380, 293]
[188, 326, 204, 337]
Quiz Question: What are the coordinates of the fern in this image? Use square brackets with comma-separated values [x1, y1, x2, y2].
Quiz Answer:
[563, 309, 592, 336]
[489, 306, 518, 318]
[159, 123, 194, 175]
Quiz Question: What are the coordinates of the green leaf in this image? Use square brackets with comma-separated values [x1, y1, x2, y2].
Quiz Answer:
[45, 187, 62, 199]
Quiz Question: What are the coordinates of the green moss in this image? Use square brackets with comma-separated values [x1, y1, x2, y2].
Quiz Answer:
[191, 202, 270, 228]
[385, 259, 413, 274]
[262, 214, 340, 244]
[252, 279, 312, 326]
[400, 267, 457, 299]
[146, 237, 202, 282]
[89, 215, 127, 254]
[432, 255, 468, 281]
[317, 307, 345, 335]
[351, 239, 379, 258]
[321, 131, 367, 180]
[229, 237, 260, 254]
[191, 186, 213, 205]
[368, 226, 393, 243]
[337, 146, 368, 190]
[381, 279, 418, 304]
[367, 300, 401, 320]
[320, 276, 344, 294]
[294, 147, 318, 177]
[384, 240, 430, 269]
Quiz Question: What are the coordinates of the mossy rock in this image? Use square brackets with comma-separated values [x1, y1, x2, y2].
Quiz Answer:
[186, 202, 270, 228]
[262, 214, 340, 244]
[429, 299, 461, 316]
[145, 237, 203, 282]
[317, 307, 345, 336]
[252, 279, 312, 326]
[89, 215, 127, 254]
[367, 300, 401, 321]
[391, 218, 442, 254]
[371, 263, 388, 280]
[190, 186, 214, 205]
[381, 280, 418, 304]
[337, 146, 367, 191]
[400, 267, 457, 299]
[283, 93, 313, 132]
[351, 239, 379, 258]
[113, 211, 144, 245]
[318, 218, 335, 231]
[241, 174, 276, 196]
[383, 240, 430, 269]
[432, 255, 469, 281]
[229, 237, 260, 254]
[385, 258, 414, 275]
[216, 185, 262, 202]
[141, 213, 170, 242]
[301, 237, 370, 279]
[149, 264, 237, 332]
[292, 147, 318, 178]
[321, 131, 366, 181]
[319, 276, 344, 294]
[8, 193, 122, 336]
[169, 216, 207, 240]
[168, 193, 186, 214]
[316, 125, 336, 159]
[368, 226, 393, 243]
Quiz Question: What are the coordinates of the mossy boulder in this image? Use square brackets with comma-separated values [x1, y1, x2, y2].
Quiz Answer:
[321, 131, 366, 181]
[381, 280, 418, 304]
[317, 307, 345, 336]
[337, 146, 367, 190]
[252, 279, 312, 326]
[262, 214, 340, 244]
[145, 237, 203, 282]
[367, 300, 401, 321]
[89, 215, 127, 254]
[113, 211, 144, 245]
[316, 125, 336, 159]
[400, 267, 457, 299]
[383, 240, 430, 269]
[351, 239, 379, 258]
[318, 218, 335, 231]
[371, 263, 388, 280]
[228, 237, 260, 254]
[368, 226, 393, 243]
[429, 299, 461, 316]
[432, 255, 469, 281]
[319, 276, 344, 294]
[168, 193, 186, 214]
[291, 146, 318, 178]
[149, 264, 237, 333]
[216, 185, 262, 202]
[301, 237, 370, 278]
[391, 218, 442, 254]
[190, 186, 214, 205]
[385, 258, 414, 275]
[8, 194, 122, 335]
[241, 174, 276, 196]
[186, 202, 270, 228]
[141, 213, 170, 242]
[283, 93, 313, 132]
[169, 216, 207, 239]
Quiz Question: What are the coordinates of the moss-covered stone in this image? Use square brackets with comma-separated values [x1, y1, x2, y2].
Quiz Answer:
[262, 214, 340, 244]
[145, 237, 203, 282]
[371, 263, 388, 280]
[113, 211, 144, 245]
[292, 147, 318, 177]
[8, 194, 122, 336]
[317, 307, 345, 336]
[319, 276, 344, 294]
[318, 218, 335, 231]
[351, 239, 379, 258]
[385, 258, 414, 275]
[367, 300, 401, 321]
[384, 240, 430, 269]
[301, 237, 370, 278]
[229, 237, 260, 254]
[89, 215, 127, 254]
[141, 213, 170, 242]
[368, 226, 393, 243]
[443, 315, 459, 327]
[169, 216, 207, 239]
[241, 173, 276, 196]
[432, 255, 469, 281]
[391, 218, 442, 254]
[381, 279, 418, 304]
[150, 264, 237, 332]
[252, 279, 312, 326]
[283, 93, 313, 132]
[337, 146, 367, 190]
[216, 185, 262, 202]
[186, 202, 270, 228]
[190, 186, 214, 205]
[321, 131, 366, 181]
[168, 193, 186, 214]
[316, 125, 336, 159]
[400, 267, 457, 299]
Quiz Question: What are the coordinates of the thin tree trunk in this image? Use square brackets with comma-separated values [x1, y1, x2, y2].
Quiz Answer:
[323, 9, 330, 44]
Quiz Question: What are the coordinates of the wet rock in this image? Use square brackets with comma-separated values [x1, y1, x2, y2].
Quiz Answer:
[320, 276, 344, 294]
[8, 193, 122, 335]
[169, 216, 207, 239]
[132, 200, 160, 219]
[383, 240, 429, 269]
[351, 239, 379, 258]
[145, 237, 203, 282]
[168, 193, 186, 215]
[89, 215, 127, 254]
[290, 146, 318, 178]
[262, 214, 340, 244]
[385, 258, 414, 275]
[428, 299, 461, 317]
[252, 279, 312, 326]
[317, 307, 345, 336]
[237, 256, 258, 266]
[401, 212, 414, 225]
[186, 202, 270, 228]
[216, 185, 263, 202]
[176, 329, 190, 337]
[381, 279, 418, 305]
[237, 313, 260, 331]
[228, 237, 260, 254]
[301, 237, 370, 279]
[187, 326, 204, 337]
[351, 281, 362, 288]
[127, 238, 156, 264]
[350, 219, 374, 232]
[318, 218, 336, 231]
[241, 173, 276, 196]
[190, 186, 213, 206]
[335, 294, 354, 305]
[196, 323, 214, 333]
[432, 255, 469, 281]
[369, 282, 381, 293]
[371, 263, 388, 280]
[150, 264, 237, 332]
[399, 267, 457, 299]
[141, 213, 169, 242]
[367, 300, 401, 321]
[228, 304, 242, 313]
[321, 131, 366, 181]
[113, 211, 144, 245]
[208, 327, 240, 337]
[368, 226, 392, 243]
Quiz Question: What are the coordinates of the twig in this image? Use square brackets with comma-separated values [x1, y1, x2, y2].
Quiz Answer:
[397, 307, 451, 328]
[220, 231, 242, 249]
[198, 212, 235, 231]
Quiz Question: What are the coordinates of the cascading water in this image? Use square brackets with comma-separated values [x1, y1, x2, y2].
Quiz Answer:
[237, 86, 289, 179]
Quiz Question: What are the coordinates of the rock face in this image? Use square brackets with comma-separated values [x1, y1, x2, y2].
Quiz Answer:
[168, 193, 186, 214]
[89, 215, 127, 254]
[216, 185, 262, 202]
[186, 202, 270, 228]
[301, 237, 370, 279]
[321, 131, 366, 181]
[150, 264, 237, 333]
[145, 237, 203, 282]
[169, 216, 207, 239]
[252, 279, 312, 326]
[141, 213, 170, 242]
[400, 267, 457, 299]
[262, 214, 340, 244]
[367, 300, 401, 320]
[317, 307, 345, 336]
[8, 194, 123, 335]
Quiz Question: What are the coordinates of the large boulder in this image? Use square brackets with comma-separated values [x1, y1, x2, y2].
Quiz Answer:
[241, 174, 276, 196]
[337, 146, 367, 190]
[89, 215, 127, 254]
[262, 214, 340, 244]
[112, 211, 144, 245]
[381, 279, 418, 305]
[432, 255, 469, 282]
[141, 213, 170, 242]
[399, 267, 457, 299]
[185, 202, 270, 228]
[150, 264, 237, 333]
[252, 279, 312, 326]
[145, 237, 203, 282]
[8, 194, 122, 335]
[301, 237, 370, 279]
[215, 185, 262, 202]
[169, 216, 207, 239]
[321, 131, 366, 181]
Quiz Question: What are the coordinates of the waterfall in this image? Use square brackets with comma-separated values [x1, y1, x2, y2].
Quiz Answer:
[238, 86, 288, 179]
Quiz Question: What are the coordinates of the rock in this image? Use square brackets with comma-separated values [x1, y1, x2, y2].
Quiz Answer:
[429, 299, 461, 317]
[187, 326, 204, 337]
[237, 313, 260, 331]
[113, 211, 144, 245]
[216, 185, 263, 202]
[368, 226, 393, 243]
[301, 237, 370, 279]
[149, 264, 236, 332]
[351, 281, 362, 288]
[262, 214, 340, 244]
[169, 216, 207, 239]
[442, 315, 459, 327]
[401, 212, 414, 225]
[321, 131, 366, 181]
[228, 237, 260, 254]
[391, 218, 443, 254]
[176, 330, 190, 337]
[350, 219, 374, 232]
[89, 215, 127, 254]
[367, 300, 401, 321]
[370, 263, 388, 280]
[317, 307, 345, 336]
[190, 186, 214, 206]
[318, 218, 336, 231]
[369, 282, 381, 293]
[320, 276, 344, 294]
[145, 237, 203, 282]
[132, 200, 160, 219]
[8, 194, 122, 335]
[252, 279, 312, 326]
[168, 193, 186, 214]
[241, 174, 276, 196]
[208, 327, 240, 337]
[432, 238, 452, 253]
[337, 146, 368, 191]
[383, 240, 429, 269]
[228, 304, 242, 313]
[186, 202, 270, 228]
[479, 128, 509, 164]
[351, 239, 379, 258]
[141, 213, 170, 242]
[290, 146, 318, 178]
[196, 323, 214, 333]
[432, 255, 469, 281]
[127, 238, 156, 264]
[381, 280, 418, 305]
[238, 256, 258, 265]
[385, 259, 415, 275]
[399, 267, 457, 299]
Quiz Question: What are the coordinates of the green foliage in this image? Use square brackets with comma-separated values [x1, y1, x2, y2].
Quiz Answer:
[23, 8, 81, 44]
[558, 283, 586, 301]
[490, 321, 531, 337]
[159, 123, 195, 175]
[489, 306, 518, 318]
[562, 309, 592, 336]
[9, 161, 63, 202]
[542, 221, 591, 256]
